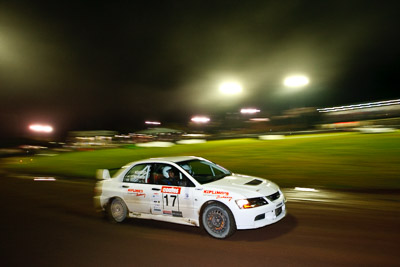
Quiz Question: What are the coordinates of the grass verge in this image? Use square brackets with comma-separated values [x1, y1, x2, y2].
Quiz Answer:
[3, 132, 400, 190]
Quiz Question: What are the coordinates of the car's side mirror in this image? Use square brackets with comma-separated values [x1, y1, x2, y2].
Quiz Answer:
[96, 169, 111, 180]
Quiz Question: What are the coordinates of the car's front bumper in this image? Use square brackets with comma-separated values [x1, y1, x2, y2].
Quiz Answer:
[234, 196, 286, 230]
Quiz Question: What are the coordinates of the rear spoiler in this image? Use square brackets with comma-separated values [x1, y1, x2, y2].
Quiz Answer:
[96, 169, 111, 180]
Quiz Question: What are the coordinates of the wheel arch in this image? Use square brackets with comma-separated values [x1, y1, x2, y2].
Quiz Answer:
[105, 196, 129, 223]
[104, 196, 130, 213]
[198, 200, 237, 229]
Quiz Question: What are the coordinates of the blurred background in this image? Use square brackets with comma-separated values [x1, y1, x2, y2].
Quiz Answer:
[1, 2, 400, 265]
[0, 1, 399, 150]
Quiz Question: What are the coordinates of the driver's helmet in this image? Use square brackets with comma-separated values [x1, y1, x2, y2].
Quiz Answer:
[181, 164, 193, 175]
[163, 166, 172, 178]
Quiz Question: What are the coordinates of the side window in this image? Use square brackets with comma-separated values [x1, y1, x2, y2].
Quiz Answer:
[149, 163, 195, 187]
[150, 164, 167, 185]
[124, 164, 151, 183]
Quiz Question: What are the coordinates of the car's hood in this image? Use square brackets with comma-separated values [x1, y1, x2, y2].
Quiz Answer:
[203, 173, 279, 198]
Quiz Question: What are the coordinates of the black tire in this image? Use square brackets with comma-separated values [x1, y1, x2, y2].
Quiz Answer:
[202, 203, 236, 239]
[106, 197, 128, 223]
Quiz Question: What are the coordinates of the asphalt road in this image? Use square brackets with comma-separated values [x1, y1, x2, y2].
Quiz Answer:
[1, 175, 399, 266]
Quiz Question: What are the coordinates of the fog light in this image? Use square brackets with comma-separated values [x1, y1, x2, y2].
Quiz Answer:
[255, 214, 265, 221]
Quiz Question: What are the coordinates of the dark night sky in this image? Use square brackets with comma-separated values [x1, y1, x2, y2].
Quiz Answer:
[0, 1, 399, 138]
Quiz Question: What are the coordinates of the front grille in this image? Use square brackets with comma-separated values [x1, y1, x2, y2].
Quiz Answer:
[266, 191, 280, 201]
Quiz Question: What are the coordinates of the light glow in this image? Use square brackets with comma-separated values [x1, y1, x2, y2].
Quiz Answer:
[250, 118, 270, 122]
[294, 187, 318, 192]
[219, 82, 243, 94]
[29, 124, 53, 133]
[191, 116, 210, 123]
[34, 177, 56, 181]
[240, 108, 260, 114]
[317, 99, 400, 113]
[284, 75, 309, 87]
[236, 199, 250, 209]
[145, 121, 161, 125]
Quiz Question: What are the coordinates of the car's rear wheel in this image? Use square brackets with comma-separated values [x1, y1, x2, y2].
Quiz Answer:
[107, 197, 128, 223]
[202, 203, 236, 239]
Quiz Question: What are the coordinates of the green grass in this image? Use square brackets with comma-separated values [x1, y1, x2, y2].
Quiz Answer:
[3, 132, 400, 190]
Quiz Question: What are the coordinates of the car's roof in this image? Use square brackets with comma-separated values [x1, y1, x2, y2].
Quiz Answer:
[149, 156, 202, 163]
[123, 156, 203, 167]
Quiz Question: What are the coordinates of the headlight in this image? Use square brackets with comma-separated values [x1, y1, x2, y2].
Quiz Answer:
[235, 197, 268, 209]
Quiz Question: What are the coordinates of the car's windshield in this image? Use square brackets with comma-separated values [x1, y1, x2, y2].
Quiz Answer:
[177, 159, 231, 184]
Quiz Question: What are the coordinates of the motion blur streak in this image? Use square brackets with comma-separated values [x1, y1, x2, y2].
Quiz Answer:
[34, 177, 56, 181]
[294, 187, 318, 192]
[145, 121, 161, 125]
[284, 188, 400, 210]
[317, 98, 400, 112]
[240, 108, 260, 114]
[191, 116, 210, 123]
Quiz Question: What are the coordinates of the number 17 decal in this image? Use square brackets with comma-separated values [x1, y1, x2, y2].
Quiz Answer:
[163, 194, 179, 208]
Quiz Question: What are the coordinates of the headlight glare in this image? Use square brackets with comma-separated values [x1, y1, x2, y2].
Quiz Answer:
[236, 197, 268, 209]
[235, 199, 250, 209]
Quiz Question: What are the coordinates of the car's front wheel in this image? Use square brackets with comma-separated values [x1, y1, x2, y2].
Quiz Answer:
[202, 203, 236, 239]
[107, 197, 128, 223]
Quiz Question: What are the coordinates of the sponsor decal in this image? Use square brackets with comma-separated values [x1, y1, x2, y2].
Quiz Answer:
[153, 203, 162, 212]
[172, 210, 183, 217]
[203, 190, 232, 201]
[203, 190, 229, 196]
[161, 186, 181, 195]
[127, 188, 145, 197]
[163, 210, 172, 215]
[216, 195, 232, 201]
[128, 188, 143, 193]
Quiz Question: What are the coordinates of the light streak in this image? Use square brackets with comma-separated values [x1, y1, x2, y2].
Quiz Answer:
[294, 187, 318, 192]
[145, 121, 161, 125]
[240, 108, 260, 114]
[317, 99, 400, 113]
[191, 116, 210, 123]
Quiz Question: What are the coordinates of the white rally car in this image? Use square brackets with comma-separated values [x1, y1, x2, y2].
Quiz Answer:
[94, 156, 286, 239]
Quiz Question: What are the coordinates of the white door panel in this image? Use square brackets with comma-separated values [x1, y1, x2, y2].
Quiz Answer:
[121, 183, 151, 213]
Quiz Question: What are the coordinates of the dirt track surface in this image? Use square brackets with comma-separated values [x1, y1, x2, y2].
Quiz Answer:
[1, 175, 399, 266]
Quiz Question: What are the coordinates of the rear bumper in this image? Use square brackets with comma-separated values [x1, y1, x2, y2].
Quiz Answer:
[93, 196, 106, 212]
